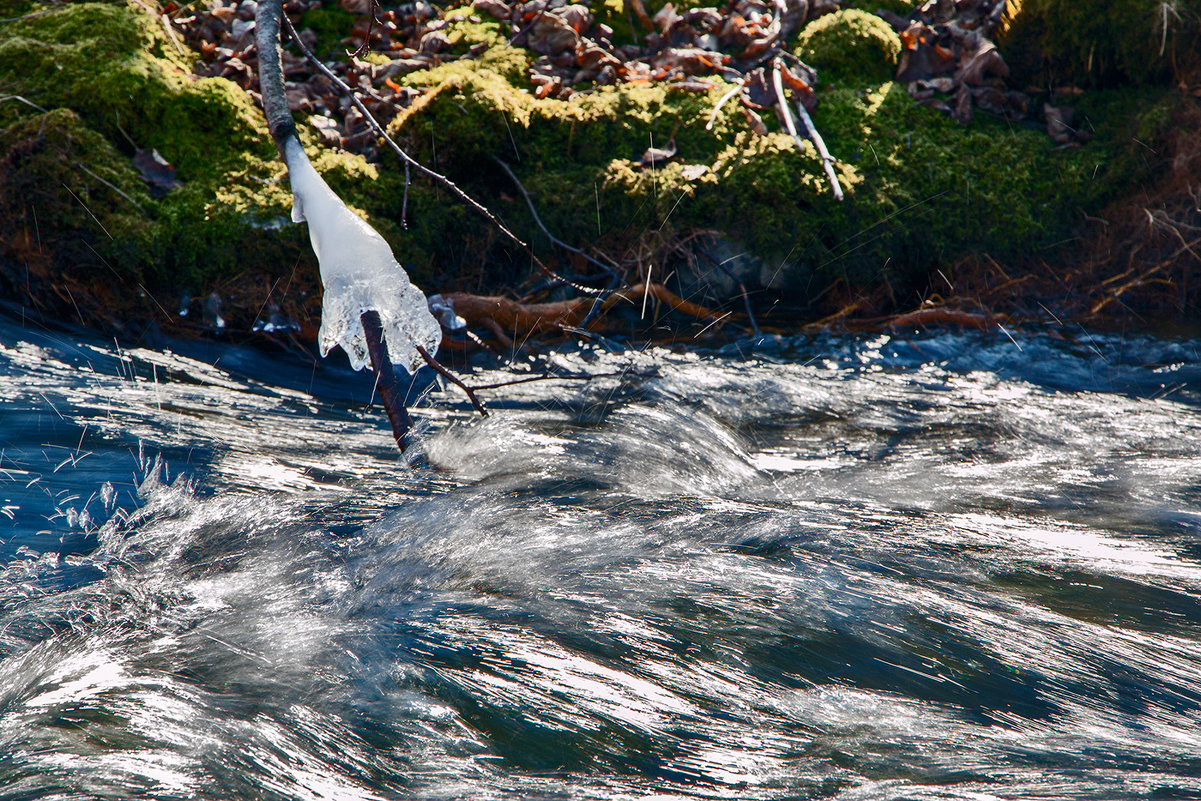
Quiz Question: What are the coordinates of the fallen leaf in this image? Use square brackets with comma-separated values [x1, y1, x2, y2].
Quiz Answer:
[742, 105, 768, 135]
[639, 138, 677, 168]
[471, 0, 509, 19]
[132, 148, 179, 197]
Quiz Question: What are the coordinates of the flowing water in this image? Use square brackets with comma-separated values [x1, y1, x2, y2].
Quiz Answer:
[2, 314, 1200, 800]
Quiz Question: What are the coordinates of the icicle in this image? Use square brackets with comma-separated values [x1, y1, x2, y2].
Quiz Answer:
[284, 138, 440, 373]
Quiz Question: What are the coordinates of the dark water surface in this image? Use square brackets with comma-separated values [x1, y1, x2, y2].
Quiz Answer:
[2, 315, 1200, 800]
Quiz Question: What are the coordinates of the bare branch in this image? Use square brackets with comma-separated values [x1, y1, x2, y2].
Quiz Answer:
[361, 310, 414, 449]
[74, 162, 146, 212]
[346, 0, 380, 59]
[771, 59, 843, 202]
[0, 95, 49, 113]
[794, 98, 845, 202]
[705, 80, 745, 131]
[415, 344, 488, 416]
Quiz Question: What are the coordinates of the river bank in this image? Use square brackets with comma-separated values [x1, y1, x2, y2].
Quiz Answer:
[0, 0, 1197, 350]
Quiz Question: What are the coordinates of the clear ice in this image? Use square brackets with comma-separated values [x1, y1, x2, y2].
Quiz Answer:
[284, 138, 441, 372]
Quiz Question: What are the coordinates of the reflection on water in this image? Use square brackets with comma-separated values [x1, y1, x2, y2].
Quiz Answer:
[1, 317, 1200, 800]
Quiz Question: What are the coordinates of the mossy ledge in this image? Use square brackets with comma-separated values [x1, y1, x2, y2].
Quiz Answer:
[0, 0, 1192, 340]
[0, 0, 319, 334]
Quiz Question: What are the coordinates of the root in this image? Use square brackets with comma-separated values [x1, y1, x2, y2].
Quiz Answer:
[440, 283, 721, 346]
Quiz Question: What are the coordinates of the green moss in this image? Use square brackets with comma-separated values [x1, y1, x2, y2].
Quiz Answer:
[795, 9, 901, 86]
[0, 108, 154, 281]
[1068, 85, 1179, 202]
[0, 4, 272, 179]
[591, 0, 639, 46]
[1000, 0, 1200, 87]
[0, 0, 35, 18]
[300, 7, 355, 58]
[443, 13, 511, 56]
[0, 0, 1177, 327]
[810, 83, 1098, 286]
[857, 0, 919, 15]
[358, 51, 392, 66]
[386, 57, 752, 279]
[1132, 94, 1174, 141]
[0, 1, 312, 294]
[383, 43, 1124, 306]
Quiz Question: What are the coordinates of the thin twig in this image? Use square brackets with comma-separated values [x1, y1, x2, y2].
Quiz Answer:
[771, 59, 843, 202]
[282, 16, 604, 295]
[401, 158, 410, 228]
[578, 273, 624, 329]
[492, 156, 619, 279]
[415, 344, 488, 416]
[62, 184, 112, 240]
[705, 79, 745, 131]
[347, 0, 379, 58]
[75, 162, 146, 212]
[794, 98, 844, 202]
[509, 8, 546, 45]
[771, 64, 808, 158]
[160, 13, 188, 58]
[692, 310, 732, 338]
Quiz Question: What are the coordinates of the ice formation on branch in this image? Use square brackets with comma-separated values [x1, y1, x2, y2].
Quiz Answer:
[284, 138, 440, 372]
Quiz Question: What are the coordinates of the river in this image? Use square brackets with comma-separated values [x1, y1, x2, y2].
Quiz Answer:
[1, 315, 1200, 799]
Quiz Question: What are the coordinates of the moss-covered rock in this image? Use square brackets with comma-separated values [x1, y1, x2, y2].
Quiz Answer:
[1000, 0, 1201, 87]
[795, 9, 902, 86]
[381, 39, 1118, 311]
[0, 3, 268, 178]
[812, 83, 1097, 283]
[0, 0, 320, 327]
[0, 108, 153, 282]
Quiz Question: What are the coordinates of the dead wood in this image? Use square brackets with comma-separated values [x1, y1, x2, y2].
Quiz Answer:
[884, 306, 1004, 330]
[415, 343, 489, 415]
[800, 300, 863, 333]
[361, 310, 414, 449]
[440, 283, 721, 346]
[771, 59, 843, 202]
